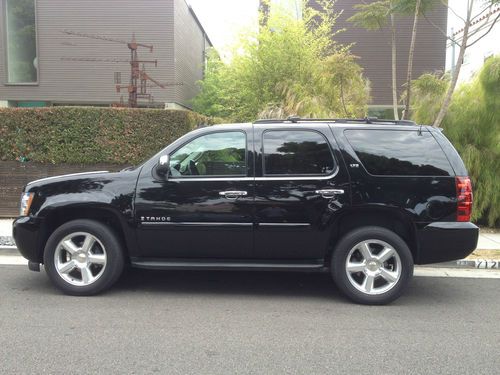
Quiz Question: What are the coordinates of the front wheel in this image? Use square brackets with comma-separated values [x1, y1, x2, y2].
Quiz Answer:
[43, 219, 124, 296]
[331, 226, 414, 305]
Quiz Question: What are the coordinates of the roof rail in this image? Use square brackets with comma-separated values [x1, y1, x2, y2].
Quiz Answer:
[253, 117, 417, 126]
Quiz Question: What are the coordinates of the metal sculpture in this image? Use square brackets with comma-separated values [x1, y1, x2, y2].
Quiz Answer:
[61, 30, 182, 107]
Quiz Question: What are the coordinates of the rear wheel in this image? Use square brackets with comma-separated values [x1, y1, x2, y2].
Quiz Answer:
[43, 219, 124, 296]
[331, 226, 413, 305]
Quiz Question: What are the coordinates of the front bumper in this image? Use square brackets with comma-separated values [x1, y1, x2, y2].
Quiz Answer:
[13, 216, 43, 263]
[416, 222, 479, 264]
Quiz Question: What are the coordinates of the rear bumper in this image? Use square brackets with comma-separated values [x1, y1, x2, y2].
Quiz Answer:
[416, 222, 479, 264]
[12, 216, 43, 263]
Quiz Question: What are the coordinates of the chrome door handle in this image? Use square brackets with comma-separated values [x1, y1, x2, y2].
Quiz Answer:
[314, 189, 344, 198]
[219, 191, 248, 199]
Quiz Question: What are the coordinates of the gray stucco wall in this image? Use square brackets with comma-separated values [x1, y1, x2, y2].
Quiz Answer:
[174, 0, 208, 108]
[310, 0, 448, 107]
[0, 0, 208, 107]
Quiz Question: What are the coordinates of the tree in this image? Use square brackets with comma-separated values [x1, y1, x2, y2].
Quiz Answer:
[410, 56, 500, 226]
[349, 0, 437, 120]
[348, 1, 400, 120]
[193, 0, 370, 121]
[400, 0, 421, 119]
[432, 0, 500, 127]
[320, 53, 370, 117]
[403, 72, 449, 124]
[392, 0, 435, 119]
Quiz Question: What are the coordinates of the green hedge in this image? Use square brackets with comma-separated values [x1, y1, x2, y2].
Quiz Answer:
[0, 107, 212, 164]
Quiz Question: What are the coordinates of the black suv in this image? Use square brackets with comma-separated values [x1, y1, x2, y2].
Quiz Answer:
[13, 118, 478, 304]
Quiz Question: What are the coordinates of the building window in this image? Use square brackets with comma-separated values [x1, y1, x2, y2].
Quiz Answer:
[5, 0, 38, 83]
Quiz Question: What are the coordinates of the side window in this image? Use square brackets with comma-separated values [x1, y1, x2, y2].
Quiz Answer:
[263, 130, 335, 175]
[345, 129, 454, 176]
[169, 132, 247, 177]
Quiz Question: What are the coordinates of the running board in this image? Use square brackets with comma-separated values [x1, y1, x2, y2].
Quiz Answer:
[130, 258, 327, 272]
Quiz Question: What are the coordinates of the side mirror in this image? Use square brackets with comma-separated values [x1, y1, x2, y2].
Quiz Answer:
[156, 155, 170, 177]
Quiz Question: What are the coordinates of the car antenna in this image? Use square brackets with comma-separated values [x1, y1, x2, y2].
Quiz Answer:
[417, 123, 423, 136]
[287, 116, 301, 123]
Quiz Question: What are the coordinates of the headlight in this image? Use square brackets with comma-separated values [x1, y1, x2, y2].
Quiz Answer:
[20, 192, 35, 216]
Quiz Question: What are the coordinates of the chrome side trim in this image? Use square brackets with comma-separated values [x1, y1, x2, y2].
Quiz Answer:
[168, 177, 254, 182]
[28, 171, 109, 185]
[258, 223, 310, 227]
[165, 166, 339, 182]
[256, 165, 339, 181]
[141, 222, 252, 227]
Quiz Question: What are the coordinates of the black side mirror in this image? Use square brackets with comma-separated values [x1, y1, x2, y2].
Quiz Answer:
[156, 155, 170, 177]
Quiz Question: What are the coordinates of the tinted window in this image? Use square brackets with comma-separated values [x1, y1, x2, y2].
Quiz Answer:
[345, 130, 453, 176]
[263, 130, 335, 175]
[170, 132, 246, 177]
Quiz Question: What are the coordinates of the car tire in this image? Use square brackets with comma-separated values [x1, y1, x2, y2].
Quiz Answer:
[43, 219, 124, 296]
[331, 226, 414, 305]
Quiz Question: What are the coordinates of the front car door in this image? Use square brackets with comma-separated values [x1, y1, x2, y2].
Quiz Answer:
[134, 126, 254, 259]
[253, 123, 350, 260]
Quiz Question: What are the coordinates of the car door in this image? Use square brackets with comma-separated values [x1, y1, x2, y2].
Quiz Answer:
[134, 128, 254, 259]
[253, 123, 350, 260]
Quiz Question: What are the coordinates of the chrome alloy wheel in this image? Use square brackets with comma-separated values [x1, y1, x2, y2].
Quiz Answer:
[54, 232, 107, 286]
[345, 240, 402, 295]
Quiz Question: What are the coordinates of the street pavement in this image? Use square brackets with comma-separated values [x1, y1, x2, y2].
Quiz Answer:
[1, 265, 499, 374]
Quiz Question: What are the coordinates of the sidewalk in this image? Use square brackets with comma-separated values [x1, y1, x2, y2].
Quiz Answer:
[0, 219, 15, 248]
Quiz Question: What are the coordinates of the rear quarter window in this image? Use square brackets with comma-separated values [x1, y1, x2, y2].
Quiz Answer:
[344, 129, 454, 176]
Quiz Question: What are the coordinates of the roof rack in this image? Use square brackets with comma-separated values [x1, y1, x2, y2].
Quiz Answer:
[253, 116, 416, 126]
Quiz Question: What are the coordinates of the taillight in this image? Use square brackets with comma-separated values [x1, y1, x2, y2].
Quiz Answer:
[456, 176, 472, 222]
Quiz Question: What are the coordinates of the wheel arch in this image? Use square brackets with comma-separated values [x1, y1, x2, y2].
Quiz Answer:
[36, 205, 135, 264]
[327, 207, 418, 263]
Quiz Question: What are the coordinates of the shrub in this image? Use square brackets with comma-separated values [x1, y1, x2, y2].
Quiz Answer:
[411, 56, 500, 227]
[192, 2, 370, 122]
[0, 107, 211, 165]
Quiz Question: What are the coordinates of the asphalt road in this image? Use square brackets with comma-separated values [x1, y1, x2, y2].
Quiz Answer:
[1, 266, 499, 375]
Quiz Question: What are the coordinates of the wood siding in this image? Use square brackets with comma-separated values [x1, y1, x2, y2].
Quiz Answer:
[311, 0, 448, 107]
[0, 162, 124, 217]
[0, 0, 208, 107]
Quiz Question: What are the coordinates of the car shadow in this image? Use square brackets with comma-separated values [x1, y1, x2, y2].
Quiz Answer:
[113, 268, 342, 300]
[5, 265, 485, 307]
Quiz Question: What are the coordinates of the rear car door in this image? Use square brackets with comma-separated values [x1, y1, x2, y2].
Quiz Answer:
[252, 123, 350, 260]
[134, 128, 254, 259]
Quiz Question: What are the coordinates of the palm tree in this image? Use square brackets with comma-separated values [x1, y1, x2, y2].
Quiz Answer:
[348, 1, 400, 120]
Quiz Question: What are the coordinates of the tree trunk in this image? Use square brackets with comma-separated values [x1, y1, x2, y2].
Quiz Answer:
[403, 0, 421, 120]
[390, 13, 399, 121]
[433, 1, 473, 128]
[340, 80, 349, 117]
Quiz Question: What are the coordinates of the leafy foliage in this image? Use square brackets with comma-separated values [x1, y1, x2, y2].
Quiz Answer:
[348, 1, 390, 31]
[402, 72, 450, 124]
[411, 56, 500, 227]
[0, 107, 211, 165]
[192, 0, 369, 121]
